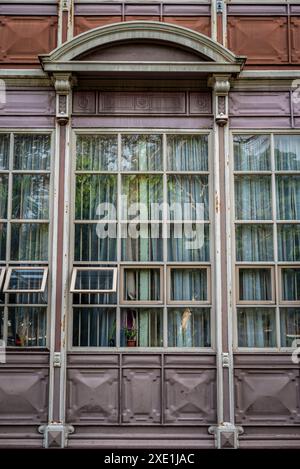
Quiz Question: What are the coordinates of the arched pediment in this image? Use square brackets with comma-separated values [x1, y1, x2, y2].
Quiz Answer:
[40, 21, 245, 74]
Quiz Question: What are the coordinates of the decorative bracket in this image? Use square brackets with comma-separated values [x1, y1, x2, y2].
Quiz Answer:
[208, 422, 244, 449]
[52, 73, 74, 125]
[208, 74, 231, 126]
[38, 423, 74, 448]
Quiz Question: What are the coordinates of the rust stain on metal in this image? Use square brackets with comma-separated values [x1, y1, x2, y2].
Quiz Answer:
[215, 193, 220, 213]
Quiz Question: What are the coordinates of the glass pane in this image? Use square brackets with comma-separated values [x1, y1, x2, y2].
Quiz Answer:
[277, 224, 300, 261]
[0, 223, 6, 260]
[8, 290, 48, 305]
[72, 308, 116, 347]
[73, 291, 117, 306]
[121, 308, 163, 347]
[276, 176, 300, 220]
[75, 174, 117, 220]
[14, 134, 51, 170]
[76, 135, 117, 171]
[12, 174, 50, 219]
[236, 224, 273, 261]
[7, 307, 47, 347]
[275, 135, 300, 171]
[7, 269, 46, 291]
[168, 175, 209, 220]
[167, 135, 208, 171]
[0, 174, 8, 219]
[239, 268, 272, 301]
[121, 134, 162, 171]
[123, 268, 160, 301]
[281, 268, 300, 301]
[74, 223, 117, 261]
[168, 307, 211, 347]
[280, 308, 300, 347]
[0, 134, 9, 170]
[0, 308, 3, 341]
[121, 222, 163, 261]
[168, 223, 210, 261]
[237, 308, 276, 347]
[74, 269, 114, 291]
[234, 135, 271, 171]
[11, 223, 48, 261]
[235, 176, 272, 220]
[170, 268, 207, 301]
[122, 175, 163, 220]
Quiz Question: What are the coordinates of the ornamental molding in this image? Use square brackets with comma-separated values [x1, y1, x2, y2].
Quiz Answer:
[39, 21, 246, 75]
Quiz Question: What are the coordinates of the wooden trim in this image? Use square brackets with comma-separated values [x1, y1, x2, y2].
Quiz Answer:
[3, 266, 48, 293]
[70, 267, 117, 293]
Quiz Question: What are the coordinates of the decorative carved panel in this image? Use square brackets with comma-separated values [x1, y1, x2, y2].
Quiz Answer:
[165, 370, 216, 424]
[0, 369, 48, 423]
[227, 17, 289, 64]
[165, 17, 211, 36]
[0, 16, 57, 63]
[235, 369, 300, 424]
[0, 91, 56, 116]
[73, 91, 97, 114]
[122, 369, 161, 423]
[229, 92, 290, 116]
[74, 17, 122, 36]
[99, 92, 186, 115]
[189, 92, 212, 114]
[67, 369, 118, 423]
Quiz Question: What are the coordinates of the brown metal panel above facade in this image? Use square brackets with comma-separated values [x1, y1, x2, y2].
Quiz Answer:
[74, 16, 122, 36]
[227, 16, 289, 65]
[0, 16, 58, 64]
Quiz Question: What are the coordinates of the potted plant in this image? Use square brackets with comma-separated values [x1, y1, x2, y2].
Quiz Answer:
[123, 326, 137, 347]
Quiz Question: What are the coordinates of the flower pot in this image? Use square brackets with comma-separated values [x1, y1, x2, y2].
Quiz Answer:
[127, 339, 136, 347]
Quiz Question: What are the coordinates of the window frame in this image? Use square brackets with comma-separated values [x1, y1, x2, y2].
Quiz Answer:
[236, 265, 275, 305]
[279, 265, 300, 305]
[70, 266, 117, 293]
[120, 265, 164, 305]
[230, 130, 300, 351]
[167, 265, 211, 305]
[0, 130, 54, 349]
[0, 267, 5, 290]
[69, 129, 215, 351]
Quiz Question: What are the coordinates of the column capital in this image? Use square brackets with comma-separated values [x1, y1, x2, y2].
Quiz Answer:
[52, 73, 75, 125]
[208, 74, 231, 126]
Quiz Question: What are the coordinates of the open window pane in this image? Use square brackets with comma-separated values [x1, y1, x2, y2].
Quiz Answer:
[235, 176, 272, 220]
[121, 308, 163, 347]
[75, 174, 117, 220]
[237, 308, 276, 347]
[280, 308, 300, 347]
[0, 134, 9, 170]
[10, 223, 48, 261]
[167, 135, 208, 171]
[277, 224, 300, 261]
[168, 223, 210, 262]
[0, 268, 5, 290]
[275, 135, 300, 171]
[7, 307, 47, 347]
[238, 268, 273, 302]
[4, 268, 48, 293]
[12, 174, 50, 220]
[234, 135, 271, 171]
[121, 175, 163, 220]
[73, 307, 116, 347]
[281, 268, 300, 302]
[0, 175, 8, 219]
[123, 268, 161, 302]
[121, 134, 162, 171]
[167, 175, 209, 220]
[74, 223, 117, 262]
[121, 222, 163, 262]
[236, 224, 273, 261]
[14, 135, 51, 171]
[76, 135, 118, 171]
[71, 268, 117, 293]
[168, 307, 211, 347]
[169, 268, 208, 302]
[276, 176, 300, 220]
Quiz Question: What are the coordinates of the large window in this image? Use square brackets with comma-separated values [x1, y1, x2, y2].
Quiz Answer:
[71, 132, 213, 348]
[233, 134, 300, 348]
[0, 133, 52, 347]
